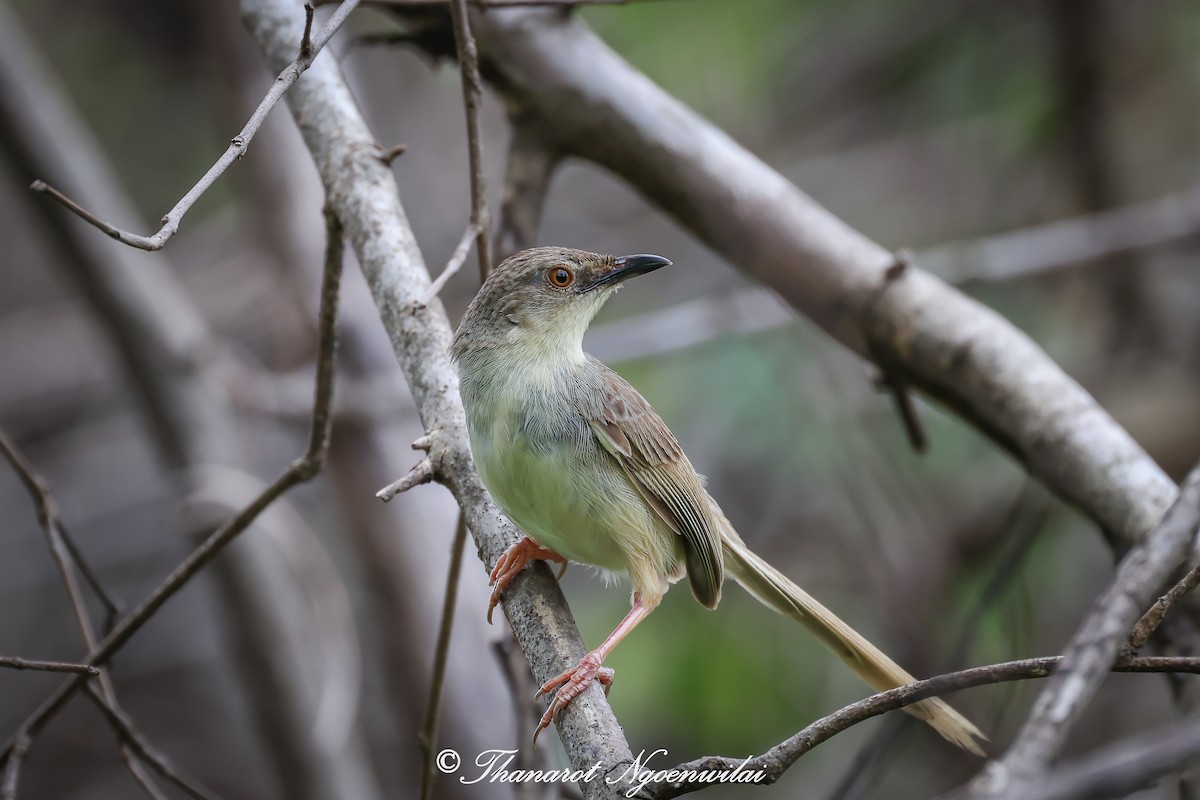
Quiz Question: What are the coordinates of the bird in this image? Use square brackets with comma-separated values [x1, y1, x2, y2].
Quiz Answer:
[450, 245, 985, 752]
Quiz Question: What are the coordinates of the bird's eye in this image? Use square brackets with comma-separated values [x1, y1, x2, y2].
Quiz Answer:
[547, 266, 575, 287]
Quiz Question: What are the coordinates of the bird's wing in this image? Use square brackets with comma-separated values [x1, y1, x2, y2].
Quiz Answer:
[588, 369, 724, 608]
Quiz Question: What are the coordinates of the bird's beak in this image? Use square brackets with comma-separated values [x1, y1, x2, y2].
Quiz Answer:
[585, 254, 672, 291]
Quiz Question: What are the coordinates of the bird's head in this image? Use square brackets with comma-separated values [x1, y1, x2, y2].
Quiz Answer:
[451, 246, 671, 364]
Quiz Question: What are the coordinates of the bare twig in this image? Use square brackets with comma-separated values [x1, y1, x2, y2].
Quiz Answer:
[420, 220, 481, 303]
[375, 458, 434, 501]
[28, 0, 360, 251]
[418, 514, 469, 800]
[960, 463, 1200, 798]
[0, 428, 170, 799]
[0, 657, 99, 676]
[376, 142, 408, 164]
[238, 0, 633, 786]
[299, 2, 316, 58]
[0, 734, 29, 800]
[875, 369, 927, 453]
[81, 683, 222, 800]
[644, 656, 1200, 799]
[56, 520, 123, 631]
[494, 115, 559, 258]
[921, 183, 1200, 284]
[419, 4, 491, 794]
[976, 713, 1200, 800]
[0, 205, 344, 768]
[824, 482, 1049, 800]
[1128, 561, 1200, 654]
[441, 7, 1179, 558]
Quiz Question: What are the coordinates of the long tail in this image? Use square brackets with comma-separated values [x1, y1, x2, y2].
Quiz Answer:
[719, 524, 986, 755]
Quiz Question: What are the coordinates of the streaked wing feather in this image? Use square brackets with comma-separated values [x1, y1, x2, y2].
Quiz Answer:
[588, 371, 723, 607]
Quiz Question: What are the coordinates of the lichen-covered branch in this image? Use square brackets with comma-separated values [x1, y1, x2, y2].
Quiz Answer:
[237, 0, 634, 790]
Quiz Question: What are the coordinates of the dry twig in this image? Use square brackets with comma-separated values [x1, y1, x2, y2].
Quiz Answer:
[420, 0, 493, 301]
[1127, 560, 1200, 654]
[645, 656, 1200, 799]
[238, 0, 634, 788]
[954, 463, 1200, 799]
[28, 0, 360, 251]
[0, 428, 173, 799]
[418, 514, 469, 800]
[82, 683, 221, 800]
[0, 657, 99, 676]
[0, 205, 345, 770]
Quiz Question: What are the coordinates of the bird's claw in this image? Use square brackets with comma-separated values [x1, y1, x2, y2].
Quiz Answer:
[486, 536, 567, 624]
[532, 653, 614, 745]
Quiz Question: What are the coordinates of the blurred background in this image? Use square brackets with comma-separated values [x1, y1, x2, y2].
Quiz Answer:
[1, 0, 1198, 798]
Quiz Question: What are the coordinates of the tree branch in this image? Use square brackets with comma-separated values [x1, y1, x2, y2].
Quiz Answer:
[494, 113, 559, 258]
[0, 428, 172, 799]
[974, 712, 1200, 800]
[27, 0, 360, 251]
[0, 657, 99, 676]
[952, 463, 1200, 798]
[0, 203, 344, 771]
[1127, 559, 1200, 655]
[451, 7, 1177, 555]
[645, 656, 1200, 799]
[237, 0, 634, 790]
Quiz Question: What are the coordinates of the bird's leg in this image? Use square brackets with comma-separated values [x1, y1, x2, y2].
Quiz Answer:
[488, 535, 568, 623]
[532, 593, 657, 743]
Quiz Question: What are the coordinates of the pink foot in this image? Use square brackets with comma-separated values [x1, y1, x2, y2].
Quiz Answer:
[532, 651, 615, 744]
[487, 536, 567, 624]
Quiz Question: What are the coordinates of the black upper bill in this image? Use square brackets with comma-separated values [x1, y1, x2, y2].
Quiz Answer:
[586, 254, 672, 290]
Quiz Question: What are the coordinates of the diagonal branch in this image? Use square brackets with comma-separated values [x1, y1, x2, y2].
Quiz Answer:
[494, 113, 559, 259]
[421, 0, 493, 301]
[950, 463, 1200, 798]
[975, 712, 1200, 800]
[237, 0, 634, 790]
[0, 204, 345, 770]
[645, 656, 1200, 799]
[0, 657, 99, 676]
[0, 428, 171, 800]
[1127, 559, 1200, 654]
[82, 683, 221, 800]
[449, 6, 1177, 556]
[27, 0, 360, 251]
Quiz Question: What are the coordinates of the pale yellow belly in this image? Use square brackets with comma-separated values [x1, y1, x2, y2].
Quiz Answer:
[471, 409, 682, 586]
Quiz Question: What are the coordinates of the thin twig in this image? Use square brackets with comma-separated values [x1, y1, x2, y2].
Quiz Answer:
[375, 458, 434, 501]
[419, 5, 491, 794]
[824, 482, 1049, 800]
[962, 463, 1200, 797]
[0, 657, 99, 676]
[644, 656, 1200, 799]
[420, 220, 481, 304]
[978, 712, 1200, 800]
[0, 734, 29, 800]
[0, 428, 170, 799]
[376, 143, 408, 164]
[0, 205, 344, 768]
[299, 2, 316, 58]
[494, 115, 559, 259]
[28, 0, 360, 251]
[1128, 561, 1200, 654]
[56, 520, 123, 631]
[419, 514, 469, 800]
[449, 0, 493, 281]
[82, 683, 222, 800]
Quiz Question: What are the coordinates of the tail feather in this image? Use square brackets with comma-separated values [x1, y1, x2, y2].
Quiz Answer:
[720, 527, 986, 755]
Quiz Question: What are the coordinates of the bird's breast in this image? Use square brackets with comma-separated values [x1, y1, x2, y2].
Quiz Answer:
[463, 368, 636, 573]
